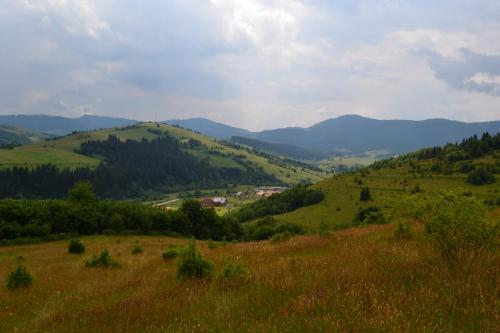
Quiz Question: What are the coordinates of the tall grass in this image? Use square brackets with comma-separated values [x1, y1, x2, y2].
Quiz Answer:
[0, 224, 498, 332]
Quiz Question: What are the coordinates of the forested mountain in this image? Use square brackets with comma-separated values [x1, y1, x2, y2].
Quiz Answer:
[0, 114, 137, 135]
[230, 136, 327, 160]
[165, 118, 251, 139]
[169, 115, 500, 157]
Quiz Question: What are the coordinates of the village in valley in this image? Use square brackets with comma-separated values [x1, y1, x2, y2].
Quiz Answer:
[150, 186, 288, 213]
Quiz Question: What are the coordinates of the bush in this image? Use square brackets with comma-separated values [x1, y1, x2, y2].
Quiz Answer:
[394, 221, 412, 240]
[162, 245, 182, 260]
[207, 239, 217, 250]
[270, 231, 292, 243]
[85, 250, 120, 268]
[397, 191, 499, 264]
[176, 240, 213, 280]
[130, 244, 143, 255]
[219, 258, 247, 279]
[353, 206, 387, 226]
[359, 187, 371, 201]
[7, 265, 33, 290]
[467, 167, 496, 185]
[68, 239, 85, 254]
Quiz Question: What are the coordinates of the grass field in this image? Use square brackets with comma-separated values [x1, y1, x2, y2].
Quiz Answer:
[272, 164, 500, 232]
[0, 123, 327, 184]
[1, 223, 498, 332]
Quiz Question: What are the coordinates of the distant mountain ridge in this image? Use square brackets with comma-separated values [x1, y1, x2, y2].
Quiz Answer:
[0, 125, 51, 146]
[166, 115, 500, 158]
[0, 114, 137, 135]
[165, 118, 251, 139]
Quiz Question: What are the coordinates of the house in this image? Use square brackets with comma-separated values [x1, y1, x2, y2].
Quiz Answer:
[201, 198, 215, 207]
[212, 197, 228, 206]
[201, 197, 228, 208]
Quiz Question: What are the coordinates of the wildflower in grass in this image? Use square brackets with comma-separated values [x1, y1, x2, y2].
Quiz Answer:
[130, 244, 143, 255]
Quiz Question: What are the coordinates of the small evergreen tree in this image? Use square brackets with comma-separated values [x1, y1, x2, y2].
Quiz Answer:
[176, 240, 213, 280]
[359, 187, 371, 201]
[7, 265, 33, 290]
[68, 239, 86, 254]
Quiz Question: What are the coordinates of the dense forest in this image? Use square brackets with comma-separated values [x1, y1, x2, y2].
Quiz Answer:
[0, 134, 278, 199]
[0, 182, 242, 244]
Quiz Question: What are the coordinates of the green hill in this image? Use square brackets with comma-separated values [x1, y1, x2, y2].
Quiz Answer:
[0, 123, 327, 198]
[246, 133, 500, 232]
[0, 125, 51, 147]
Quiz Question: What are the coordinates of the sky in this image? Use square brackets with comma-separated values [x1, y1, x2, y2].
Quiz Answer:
[0, 0, 499, 130]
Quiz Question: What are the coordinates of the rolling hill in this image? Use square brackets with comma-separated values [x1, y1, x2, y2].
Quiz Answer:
[165, 118, 251, 139]
[167, 115, 500, 158]
[0, 114, 137, 136]
[0, 125, 51, 147]
[0, 123, 327, 198]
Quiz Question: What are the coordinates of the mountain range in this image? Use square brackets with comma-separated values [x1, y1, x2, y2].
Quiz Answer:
[0, 114, 137, 136]
[1, 114, 499, 159]
[167, 115, 500, 158]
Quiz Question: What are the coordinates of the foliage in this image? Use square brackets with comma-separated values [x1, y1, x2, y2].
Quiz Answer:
[130, 244, 143, 255]
[352, 206, 387, 226]
[68, 239, 85, 254]
[218, 258, 247, 279]
[207, 240, 217, 250]
[162, 245, 182, 260]
[85, 250, 120, 268]
[176, 240, 213, 280]
[396, 191, 499, 264]
[0, 134, 277, 199]
[270, 231, 293, 243]
[7, 265, 33, 290]
[0, 184, 242, 243]
[466, 167, 496, 185]
[235, 185, 324, 222]
[359, 187, 371, 201]
[394, 222, 412, 240]
[69, 181, 96, 203]
[245, 216, 304, 241]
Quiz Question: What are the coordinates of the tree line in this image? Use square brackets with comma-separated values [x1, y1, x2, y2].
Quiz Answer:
[0, 134, 278, 199]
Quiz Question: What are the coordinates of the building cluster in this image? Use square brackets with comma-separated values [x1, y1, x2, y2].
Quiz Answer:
[201, 197, 228, 208]
[253, 186, 287, 197]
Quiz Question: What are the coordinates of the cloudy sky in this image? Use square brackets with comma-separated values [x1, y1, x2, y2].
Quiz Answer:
[1, 0, 499, 130]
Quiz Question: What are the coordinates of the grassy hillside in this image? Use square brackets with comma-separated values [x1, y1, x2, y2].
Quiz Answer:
[0, 125, 51, 147]
[1, 226, 498, 332]
[0, 123, 326, 184]
[269, 138, 500, 232]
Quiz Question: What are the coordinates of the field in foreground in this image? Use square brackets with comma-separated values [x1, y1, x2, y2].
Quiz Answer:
[1, 225, 498, 332]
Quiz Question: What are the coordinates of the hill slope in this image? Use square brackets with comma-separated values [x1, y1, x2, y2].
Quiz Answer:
[0, 114, 137, 135]
[0, 123, 327, 198]
[247, 133, 500, 232]
[165, 118, 251, 139]
[0, 125, 51, 146]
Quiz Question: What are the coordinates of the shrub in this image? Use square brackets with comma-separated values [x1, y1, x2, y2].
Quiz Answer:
[467, 167, 496, 185]
[270, 231, 292, 243]
[130, 244, 143, 255]
[162, 245, 182, 260]
[7, 265, 33, 290]
[85, 250, 120, 268]
[68, 239, 85, 254]
[397, 191, 499, 264]
[176, 240, 213, 280]
[353, 206, 387, 226]
[359, 187, 371, 201]
[207, 239, 217, 250]
[394, 221, 412, 240]
[219, 258, 247, 279]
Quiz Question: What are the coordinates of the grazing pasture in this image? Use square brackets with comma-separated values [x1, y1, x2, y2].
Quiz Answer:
[1, 223, 498, 332]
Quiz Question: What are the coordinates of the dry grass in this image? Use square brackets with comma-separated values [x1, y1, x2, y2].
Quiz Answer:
[0, 226, 498, 332]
